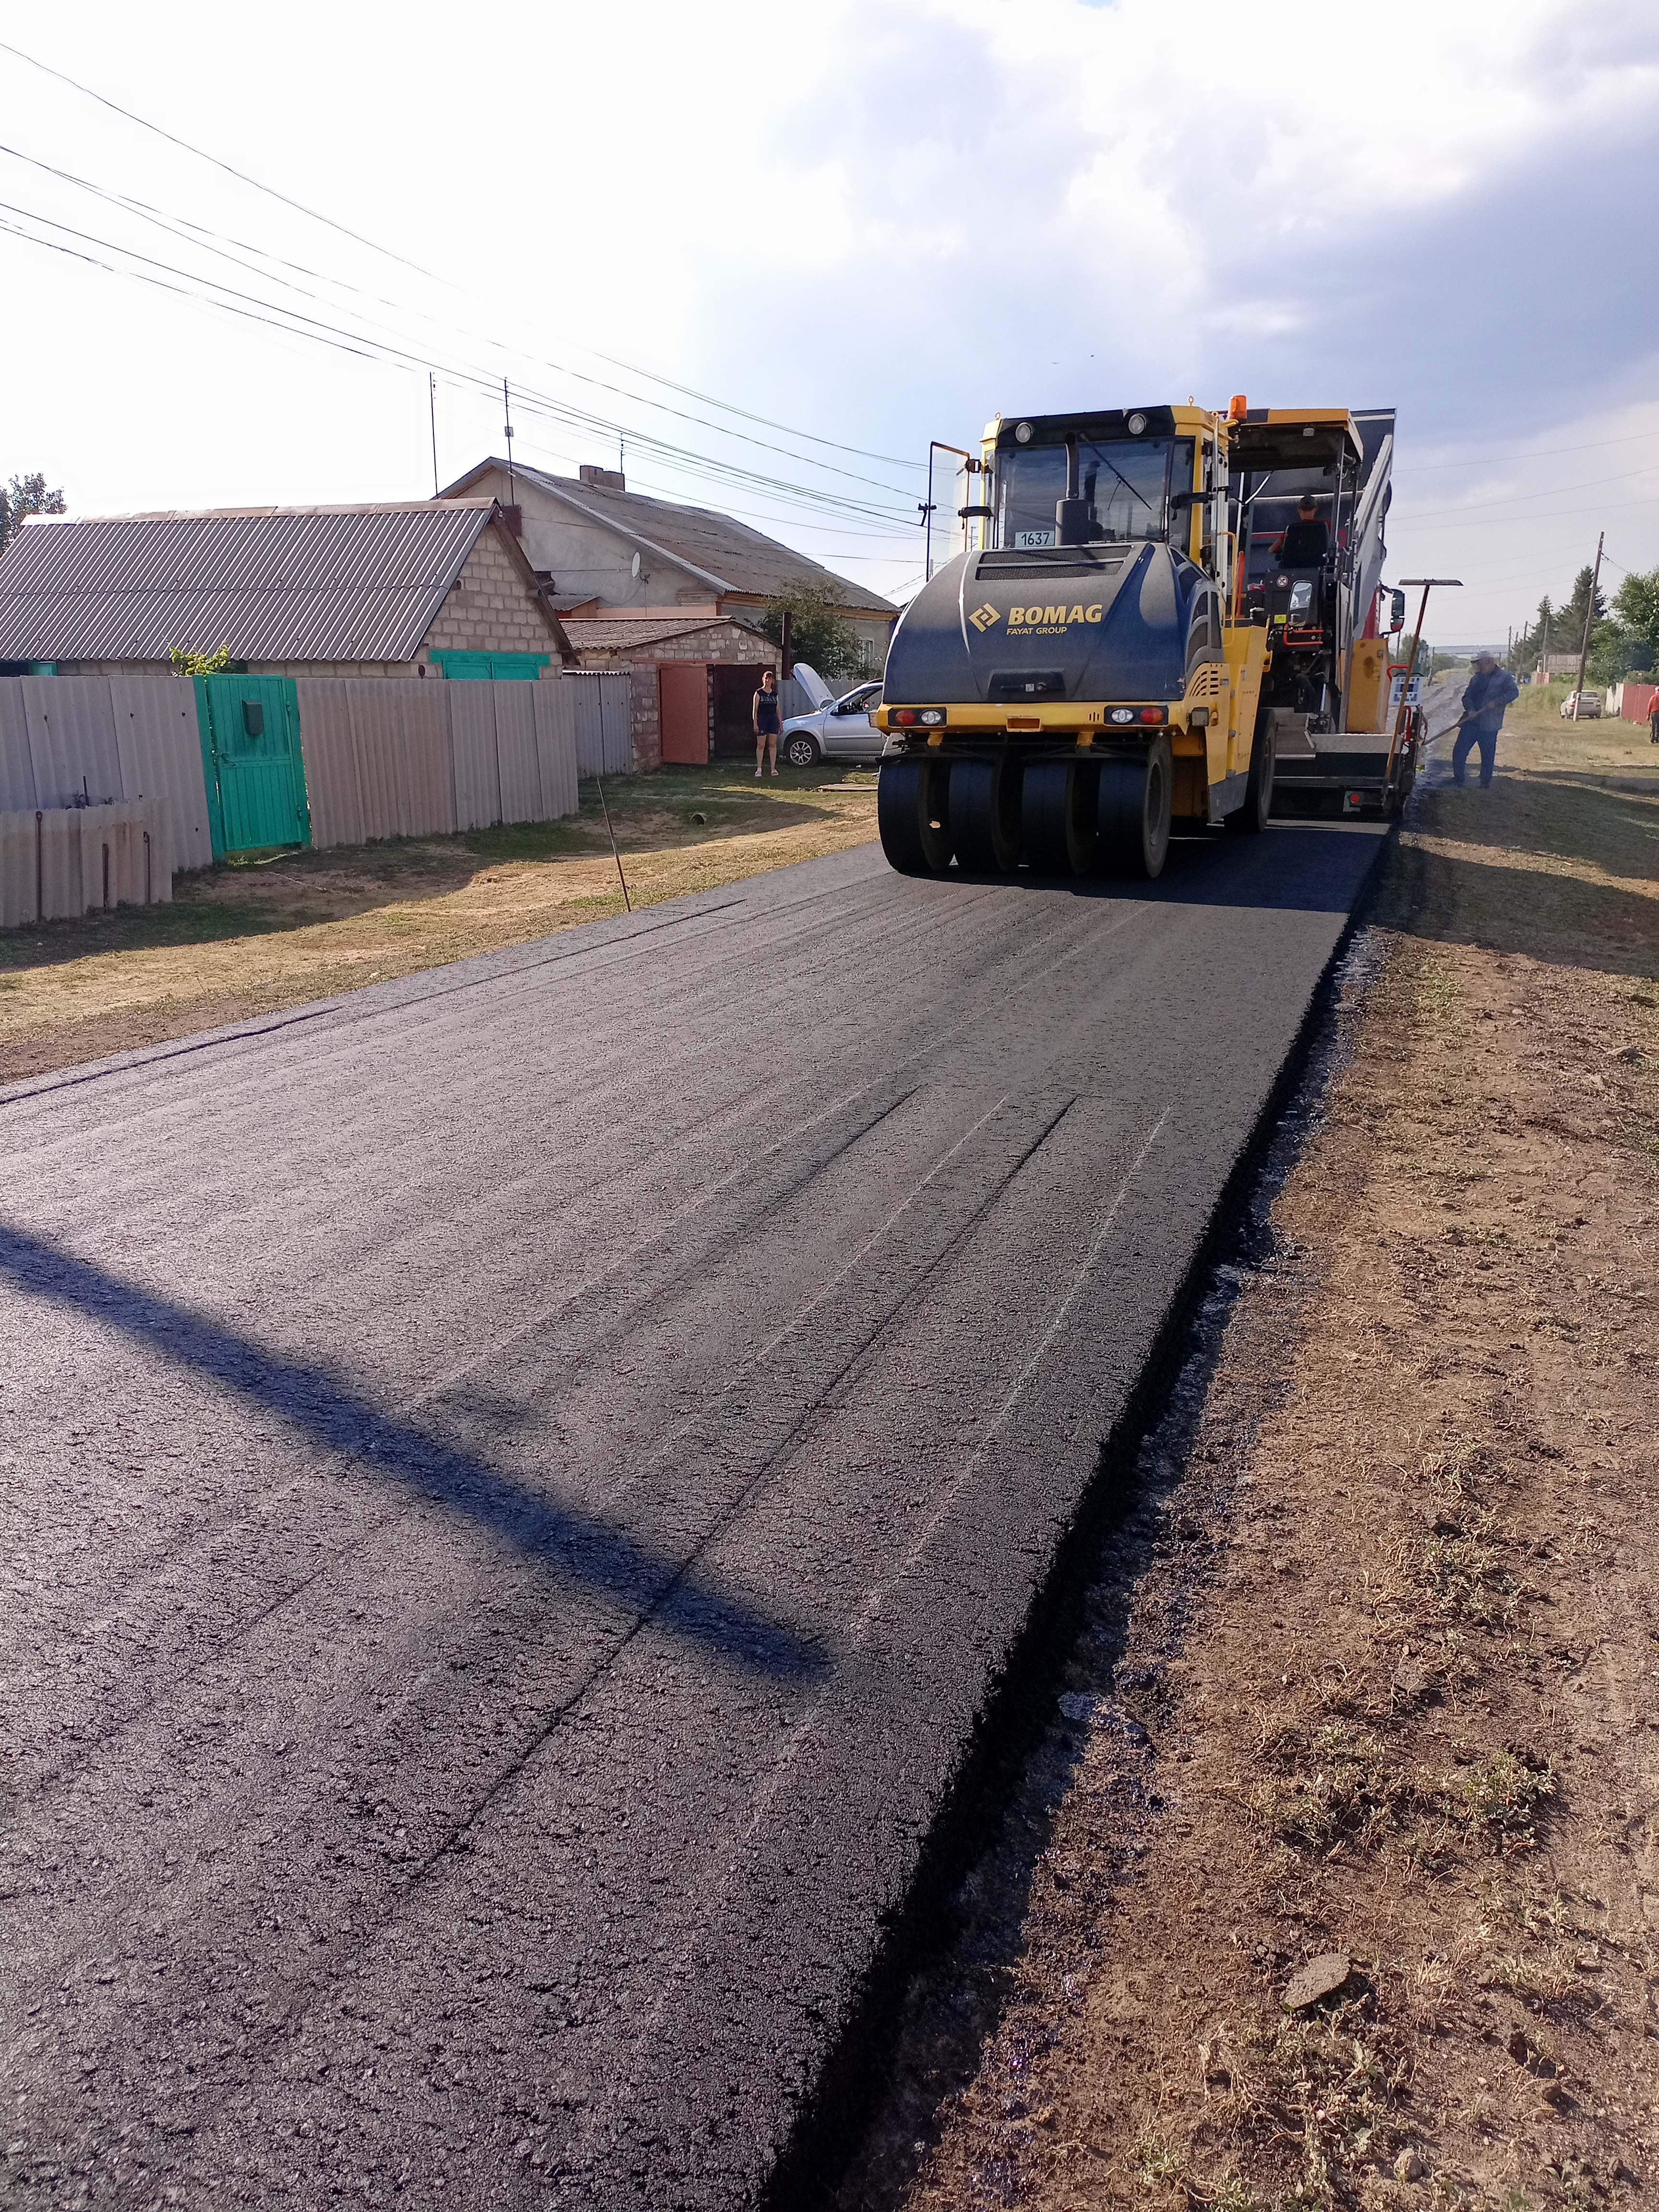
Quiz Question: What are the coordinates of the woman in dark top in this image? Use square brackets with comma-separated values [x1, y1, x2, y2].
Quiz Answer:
[754, 668, 782, 778]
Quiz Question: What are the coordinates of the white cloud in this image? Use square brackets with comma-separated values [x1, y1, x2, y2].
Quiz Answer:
[0, 0, 1654, 633]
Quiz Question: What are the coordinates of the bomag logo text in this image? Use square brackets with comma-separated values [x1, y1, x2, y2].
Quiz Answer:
[1006, 603, 1105, 636]
[968, 603, 1001, 632]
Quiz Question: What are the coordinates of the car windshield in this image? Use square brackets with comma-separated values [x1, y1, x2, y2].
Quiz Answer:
[996, 438, 1176, 549]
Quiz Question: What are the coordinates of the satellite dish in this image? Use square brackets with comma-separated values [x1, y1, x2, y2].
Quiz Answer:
[630, 552, 642, 580]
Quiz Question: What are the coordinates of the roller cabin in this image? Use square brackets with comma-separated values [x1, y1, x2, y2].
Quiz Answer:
[875, 399, 1411, 881]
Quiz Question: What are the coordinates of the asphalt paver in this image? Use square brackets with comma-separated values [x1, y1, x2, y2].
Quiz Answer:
[1, 821, 1384, 2207]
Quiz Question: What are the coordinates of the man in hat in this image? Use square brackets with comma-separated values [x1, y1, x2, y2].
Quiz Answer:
[1453, 651, 1519, 787]
[1274, 494, 1328, 567]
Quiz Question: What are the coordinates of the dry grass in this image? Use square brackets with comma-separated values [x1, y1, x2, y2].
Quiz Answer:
[0, 759, 879, 1083]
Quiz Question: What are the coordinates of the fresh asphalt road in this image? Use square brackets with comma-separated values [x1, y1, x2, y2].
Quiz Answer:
[1, 817, 1384, 2209]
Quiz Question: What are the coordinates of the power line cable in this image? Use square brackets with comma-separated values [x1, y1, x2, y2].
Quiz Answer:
[589, 352, 921, 471]
[0, 36, 922, 476]
[1401, 493, 1658, 536]
[1392, 428, 1659, 476]
[0, 34, 442, 279]
[0, 139, 919, 505]
[1398, 462, 1658, 525]
[0, 201, 915, 529]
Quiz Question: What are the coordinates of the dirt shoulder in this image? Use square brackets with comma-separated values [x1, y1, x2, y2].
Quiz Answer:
[836, 700, 1659, 2210]
[0, 762, 877, 1084]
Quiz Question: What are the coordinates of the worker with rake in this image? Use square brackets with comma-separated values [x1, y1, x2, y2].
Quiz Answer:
[1452, 651, 1519, 788]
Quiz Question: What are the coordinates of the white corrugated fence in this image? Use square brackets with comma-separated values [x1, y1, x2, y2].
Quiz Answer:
[0, 799, 173, 927]
[562, 671, 635, 777]
[0, 670, 625, 896]
[0, 675, 212, 872]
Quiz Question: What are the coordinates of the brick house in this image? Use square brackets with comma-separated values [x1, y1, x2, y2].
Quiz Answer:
[0, 500, 572, 679]
[561, 613, 782, 764]
[440, 458, 897, 677]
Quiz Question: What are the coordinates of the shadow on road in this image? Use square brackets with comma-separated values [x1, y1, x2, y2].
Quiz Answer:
[949, 819, 1384, 915]
[0, 1224, 827, 1683]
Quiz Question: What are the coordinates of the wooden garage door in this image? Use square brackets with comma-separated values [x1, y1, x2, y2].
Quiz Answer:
[659, 662, 709, 764]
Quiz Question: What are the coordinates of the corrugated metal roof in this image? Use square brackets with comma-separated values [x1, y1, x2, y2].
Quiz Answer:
[0, 501, 500, 664]
[560, 615, 757, 650]
[444, 459, 898, 616]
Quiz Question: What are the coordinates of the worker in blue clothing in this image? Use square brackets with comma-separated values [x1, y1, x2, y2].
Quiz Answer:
[1453, 651, 1520, 787]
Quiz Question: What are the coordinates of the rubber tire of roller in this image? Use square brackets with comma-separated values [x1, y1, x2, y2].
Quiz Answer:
[949, 755, 1023, 871]
[1022, 759, 1097, 876]
[877, 757, 954, 875]
[1097, 733, 1172, 880]
[1226, 718, 1276, 834]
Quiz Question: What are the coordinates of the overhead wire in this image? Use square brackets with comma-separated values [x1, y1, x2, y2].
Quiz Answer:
[0, 141, 919, 508]
[1392, 427, 1659, 476]
[0, 201, 917, 531]
[1395, 462, 1659, 525]
[0, 33, 442, 279]
[1401, 493, 1658, 536]
[0, 36, 923, 480]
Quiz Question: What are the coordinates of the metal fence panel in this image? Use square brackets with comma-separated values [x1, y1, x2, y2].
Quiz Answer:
[297, 679, 462, 848]
[293, 680, 366, 851]
[349, 681, 410, 840]
[0, 800, 169, 924]
[109, 678, 213, 873]
[565, 675, 604, 778]
[531, 681, 579, 821]
[24, 676, 124, 808]
[448, 685, 501, 831]
[493, 684, 542, 823]
[78, 802, 155, 911]
[389, 683, 456, 837]
[0, 682, 33, 811]
[0, 810, 33, 926]
[40, 809, 81, 918]
[0, 677, 208, 876]
[595, 672, 634, 774]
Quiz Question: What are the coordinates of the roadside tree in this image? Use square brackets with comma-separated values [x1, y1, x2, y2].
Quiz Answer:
[0, 470, 66, 556]
[757, 579, 864, 681]
[1606, 567, 1659, 677]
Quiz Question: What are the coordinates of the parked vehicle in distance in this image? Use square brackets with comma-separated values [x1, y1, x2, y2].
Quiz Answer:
[1560, 689, 1603, 719]
[780, 679, 884, 768]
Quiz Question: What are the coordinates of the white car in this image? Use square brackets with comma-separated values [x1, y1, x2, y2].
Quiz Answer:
[780, 674, 884, 768]
[1559, 689, 1602, 719]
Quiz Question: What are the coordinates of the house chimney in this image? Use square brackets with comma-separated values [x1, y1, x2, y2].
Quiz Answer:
[501, 503, 524, 537]
[579, 465, 626, 493]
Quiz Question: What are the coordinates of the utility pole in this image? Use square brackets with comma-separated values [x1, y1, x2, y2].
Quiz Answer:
[429, 373, 439, 498]
[503, 379, 517, 507]
[1570, 530, 1604, 722]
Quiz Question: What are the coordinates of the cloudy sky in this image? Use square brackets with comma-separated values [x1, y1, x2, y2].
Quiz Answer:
[2, 0, 1655, 647]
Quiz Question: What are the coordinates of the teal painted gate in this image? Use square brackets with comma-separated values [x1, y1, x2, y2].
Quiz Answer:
[194, 674, 311, 859]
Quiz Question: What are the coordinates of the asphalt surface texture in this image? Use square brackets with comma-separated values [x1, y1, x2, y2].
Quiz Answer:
[2, 817, 1385, 2209]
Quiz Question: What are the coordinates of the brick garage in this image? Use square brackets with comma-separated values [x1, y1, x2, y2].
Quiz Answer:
[561, 616, 781, 769]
